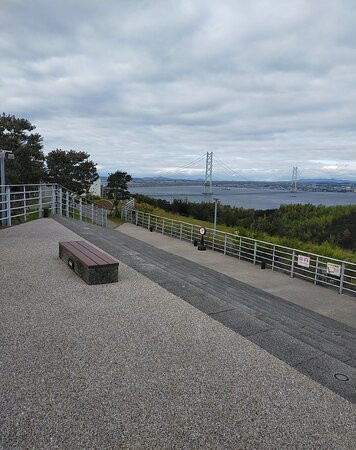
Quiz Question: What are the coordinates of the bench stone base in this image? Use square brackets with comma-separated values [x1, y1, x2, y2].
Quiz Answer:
[59, 246, 118, 285]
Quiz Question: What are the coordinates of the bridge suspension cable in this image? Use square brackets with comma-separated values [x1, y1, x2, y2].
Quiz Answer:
[213, 156, 251, 182]
[156, 154, 206, 176]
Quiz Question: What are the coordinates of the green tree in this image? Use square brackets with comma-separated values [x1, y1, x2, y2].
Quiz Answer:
[0, 113, 46, 184]
[106, 171, 132, 204]
[46, 149, 98, 194]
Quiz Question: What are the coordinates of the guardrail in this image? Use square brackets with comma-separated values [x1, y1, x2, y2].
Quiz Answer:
[123, 209, 356, 296]
[0, 184, 107, 227]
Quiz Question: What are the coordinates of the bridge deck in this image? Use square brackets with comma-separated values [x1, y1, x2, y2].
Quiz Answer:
[0, 218, 355, 448]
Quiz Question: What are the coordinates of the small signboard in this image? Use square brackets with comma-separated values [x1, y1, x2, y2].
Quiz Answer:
[326, 262, 341, 277]
[298, 255, 310, 268]
[199, 227, 206, 236]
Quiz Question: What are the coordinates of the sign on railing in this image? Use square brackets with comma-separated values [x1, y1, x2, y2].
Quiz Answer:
[0, 184, 107, 228]
[122, 209, 356, 296]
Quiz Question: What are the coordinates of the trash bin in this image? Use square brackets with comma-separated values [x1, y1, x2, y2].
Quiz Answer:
[43, 208, 50, 218]
[261, 261, 266, 269]
[193, 240, 198, 247]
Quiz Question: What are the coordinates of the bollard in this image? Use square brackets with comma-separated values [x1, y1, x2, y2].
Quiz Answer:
[193, 240, 198, 247]
[261, 261, 266, 269]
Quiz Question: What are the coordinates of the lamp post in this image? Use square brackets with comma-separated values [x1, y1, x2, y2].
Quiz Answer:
[0, 150, 14, 225]
[213, 197, 220, 236]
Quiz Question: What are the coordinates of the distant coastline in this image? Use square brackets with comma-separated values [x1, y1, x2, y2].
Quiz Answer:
[127, 184, 356, 210]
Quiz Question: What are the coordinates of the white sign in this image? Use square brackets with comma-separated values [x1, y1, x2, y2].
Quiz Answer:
[326, 263, 341, 277]
[298, 255, 310, 268]
[199, 227, 206, 236]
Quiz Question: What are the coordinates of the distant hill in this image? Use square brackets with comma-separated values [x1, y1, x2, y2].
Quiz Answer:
[299, 178, 356, 184]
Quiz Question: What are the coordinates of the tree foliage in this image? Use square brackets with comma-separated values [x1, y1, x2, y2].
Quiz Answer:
[0, 113, 46, 184]
[106, 171, 132, 204]
[46, 149, 98, 194]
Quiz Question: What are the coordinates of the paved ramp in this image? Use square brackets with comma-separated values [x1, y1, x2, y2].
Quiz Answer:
[55, 217, 356, 403]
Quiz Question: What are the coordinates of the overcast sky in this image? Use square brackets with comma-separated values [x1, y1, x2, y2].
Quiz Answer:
[1, 0, 355, 180]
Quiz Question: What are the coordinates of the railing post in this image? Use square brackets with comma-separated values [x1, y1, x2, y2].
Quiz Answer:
[238, 237, 242, 259]
[6, 186, 11, 226]
[290, 250, 295, 278]
[190, 224, 193, 242]
[39, 185, 43, 217]
[136, 211, 138, 226]
[171, 219, 173, 236]
[162, 218, 165, 235]
[91, 203, 94, 223]
[23, 186, 27, 221]
[253, 241, 257, 264]
[66, 191, 69, 218]
[51, 185, 55, 215]
[101, 208, 104, 226]
[314, 257, 319, 285]
[148, 214, 150, 230]
[59, 187, 63, 216]
[223, 234, 227, 255]
[272, 245, 275, 270]
[105, 209, 108, 227]
[339, 263, 345, 294]
[79, 198, 83, 221]
[179, 223, 182, 240]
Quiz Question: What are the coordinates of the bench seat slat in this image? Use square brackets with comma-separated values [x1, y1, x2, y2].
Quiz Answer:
[59, 241, 119, 268]
[69, 241, 113, 266]
[74, 241, 118, 265]
[60, 242, 98, 267]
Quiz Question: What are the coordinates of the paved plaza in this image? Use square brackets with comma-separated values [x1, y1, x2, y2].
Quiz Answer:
[0, 218, 355, 449]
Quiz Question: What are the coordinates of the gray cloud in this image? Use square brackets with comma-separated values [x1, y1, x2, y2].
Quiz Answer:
[0, 0, 355, 180]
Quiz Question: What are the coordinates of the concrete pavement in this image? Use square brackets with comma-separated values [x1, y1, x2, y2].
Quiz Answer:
[59, 217, 356, 404]
[1, 218, 355, 449]
[118, 221, 356, 328]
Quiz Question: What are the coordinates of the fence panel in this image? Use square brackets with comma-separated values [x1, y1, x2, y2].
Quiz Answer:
[0, 184, 106, 228]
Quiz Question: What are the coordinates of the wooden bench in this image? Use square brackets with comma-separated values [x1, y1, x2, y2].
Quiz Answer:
[59, 241, 119, 285]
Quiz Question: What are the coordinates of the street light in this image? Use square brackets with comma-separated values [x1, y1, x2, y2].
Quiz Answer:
[213, 197, 220, 236]
[0, 150, 14, 225]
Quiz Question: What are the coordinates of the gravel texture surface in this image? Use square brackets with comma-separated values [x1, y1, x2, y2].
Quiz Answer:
[58, 217, 356, 403]
[0, 218, 355, 449]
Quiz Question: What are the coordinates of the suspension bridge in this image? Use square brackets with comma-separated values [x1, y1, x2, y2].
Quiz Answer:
[145, 152, 298, 197]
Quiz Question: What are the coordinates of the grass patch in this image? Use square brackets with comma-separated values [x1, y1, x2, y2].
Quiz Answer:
[108, 215, 124, 226]
[136, 202, 356, 263]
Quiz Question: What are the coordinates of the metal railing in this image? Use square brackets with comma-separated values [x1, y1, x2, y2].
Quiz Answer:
[0, 184, 107, 228]
[123, 209, 356, 296]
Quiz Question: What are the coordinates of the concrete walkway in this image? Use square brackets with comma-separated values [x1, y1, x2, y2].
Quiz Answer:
[58, 217, 356, 404]
[118, 222, 356, 328]
[1, 219, 355, 449]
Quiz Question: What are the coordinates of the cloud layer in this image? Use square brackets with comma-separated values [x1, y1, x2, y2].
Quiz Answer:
[1, 0, 355, 179]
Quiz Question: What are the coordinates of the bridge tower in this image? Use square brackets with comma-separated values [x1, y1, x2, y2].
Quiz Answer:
[203, 152, 213, 194]
[291, 166, 298, 192]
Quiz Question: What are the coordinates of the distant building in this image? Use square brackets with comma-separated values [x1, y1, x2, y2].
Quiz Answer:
[89, 178, 102, 197]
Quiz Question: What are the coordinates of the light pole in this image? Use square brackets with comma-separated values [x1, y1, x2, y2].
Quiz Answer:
[0, 150, 14, 225]
[213, 197, 220, 236]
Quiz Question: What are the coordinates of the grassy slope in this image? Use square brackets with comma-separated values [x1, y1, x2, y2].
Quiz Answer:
[108, 215, 124, 226]
[136, 203, 356, 263]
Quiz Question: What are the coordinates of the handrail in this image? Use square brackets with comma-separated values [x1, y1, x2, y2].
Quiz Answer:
[134, 211, 354, 264]
[0, 184, 107, 228]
